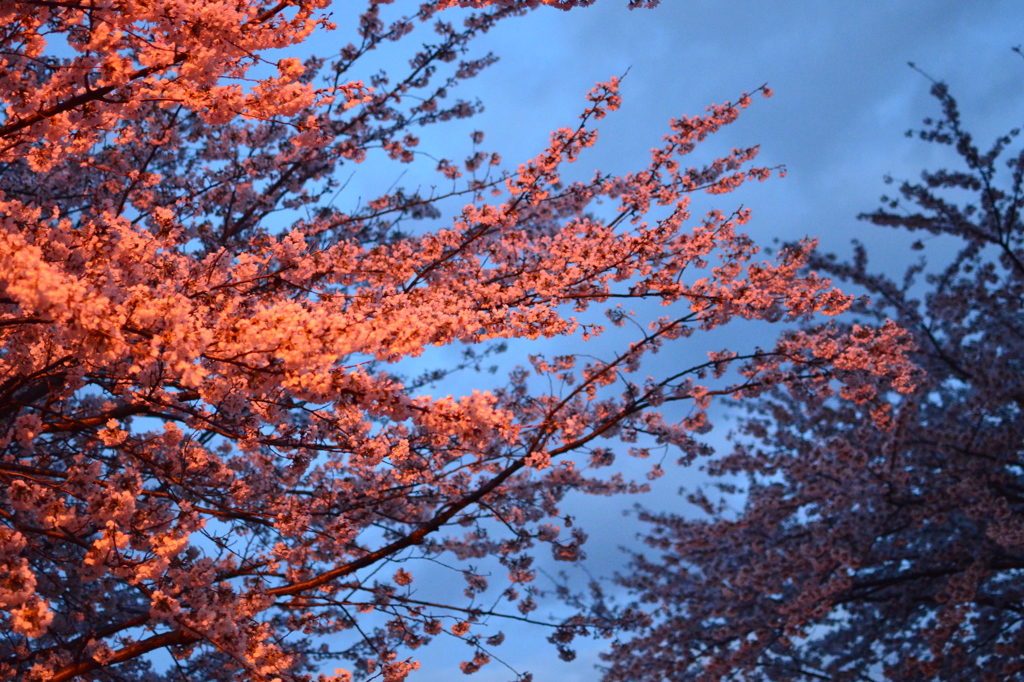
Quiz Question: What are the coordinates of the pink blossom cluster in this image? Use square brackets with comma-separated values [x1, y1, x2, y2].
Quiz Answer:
[0, 1, 916, 681]
[604, 78, 1024, 682]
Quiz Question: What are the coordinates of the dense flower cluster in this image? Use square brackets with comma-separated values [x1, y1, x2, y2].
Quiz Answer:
[0, 1, 912, 681]
[605, 76, 1024, 681]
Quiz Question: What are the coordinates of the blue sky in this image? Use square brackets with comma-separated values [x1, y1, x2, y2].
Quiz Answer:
[299, 2, 1023, 679]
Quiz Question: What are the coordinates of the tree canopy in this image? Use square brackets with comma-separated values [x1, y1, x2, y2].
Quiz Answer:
[605, 73, 1024, 682]
[0, 1, 919, 680]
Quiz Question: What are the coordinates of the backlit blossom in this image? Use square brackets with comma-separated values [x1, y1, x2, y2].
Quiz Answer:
[0, 1, 913, 681]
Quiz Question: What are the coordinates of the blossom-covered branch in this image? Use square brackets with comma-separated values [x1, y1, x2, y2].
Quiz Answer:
[0, 1, 913, 681]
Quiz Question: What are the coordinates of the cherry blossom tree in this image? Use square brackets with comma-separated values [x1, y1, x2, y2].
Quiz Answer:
[0, 1, 914, 680]
[604, 70, 1024, 681]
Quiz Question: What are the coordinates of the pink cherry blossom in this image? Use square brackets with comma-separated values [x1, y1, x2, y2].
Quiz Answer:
[0, 2, 914, 681]
[604, 75, 1024, 682]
